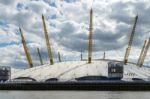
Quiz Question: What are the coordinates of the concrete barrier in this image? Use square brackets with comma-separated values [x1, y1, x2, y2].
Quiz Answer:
[0, 81, 150, 91]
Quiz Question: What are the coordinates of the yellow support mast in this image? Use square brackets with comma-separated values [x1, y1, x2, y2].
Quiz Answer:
[81, 52, 83, 61]
[137, 40, 147, 66]
[88, 8, 93, 63]
[42, 14, 54, 65]
[58, 52, 62, 62]
[139, 38, 150, 67]
[103, 52, 105, 59]
[37, 48, 44, 65]
[19, 28, 33, 68]
[124, 15, 138, 64]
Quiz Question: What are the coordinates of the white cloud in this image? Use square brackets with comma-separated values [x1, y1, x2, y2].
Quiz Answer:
[0, 0, 150, 68]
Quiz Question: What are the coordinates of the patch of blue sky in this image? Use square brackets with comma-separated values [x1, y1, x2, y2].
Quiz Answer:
[16, 3, 26, 11]
[43, 0, 57, 7]
[64, 0, 78, 3]
[0, 20, 9, 32]
[63, 55, 80, 61]
[0, 20, 8, 28]
[51, 14, 57, 19]
[46, 14, 56, 20]
[144, 61, 150, 67]
[0, 42, 20, 47]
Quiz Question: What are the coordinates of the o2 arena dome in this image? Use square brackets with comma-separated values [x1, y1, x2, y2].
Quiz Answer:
[11, 60, 150, 82]
[1, 9, 150, 83]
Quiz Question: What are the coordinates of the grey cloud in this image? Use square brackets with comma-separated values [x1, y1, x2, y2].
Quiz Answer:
[1, 0, 150, 67]
[54, 18, 130, 52]
[108, 1, 150, 48]
[0, 0, 16, 5]
[59, 21, 79, 35]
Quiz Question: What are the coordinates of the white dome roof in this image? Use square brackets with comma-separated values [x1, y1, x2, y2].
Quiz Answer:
[11, 60, 150, 81]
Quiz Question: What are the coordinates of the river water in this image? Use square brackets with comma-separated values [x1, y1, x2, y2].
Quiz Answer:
[0, 91, 149, 99]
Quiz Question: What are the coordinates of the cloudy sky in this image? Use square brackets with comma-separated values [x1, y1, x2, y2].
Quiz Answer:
[0, 0, 150, 68]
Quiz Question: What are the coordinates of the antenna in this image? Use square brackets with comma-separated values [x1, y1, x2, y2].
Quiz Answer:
[42, 14, 54, 65]
[19, 28, 33, 68]
[37, 48, 44, 65]
[88, 8, 93, 63]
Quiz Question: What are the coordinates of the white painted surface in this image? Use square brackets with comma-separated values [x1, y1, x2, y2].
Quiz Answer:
[11, 60, 150, 81]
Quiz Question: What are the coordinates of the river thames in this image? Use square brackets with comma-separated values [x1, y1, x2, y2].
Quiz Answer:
[0, 91, 149, 99]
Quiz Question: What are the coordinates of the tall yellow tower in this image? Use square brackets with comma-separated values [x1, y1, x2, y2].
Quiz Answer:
[37, 48, 44, 65]
[139, 38, 150, 67]
[19, 28, 33, 68]
[124, 15, 138, 64]
[42, 15, 54, 65]
[88, 8, 93, 63]
[58, 52, 62, 62]
[137, 40, 147, 66]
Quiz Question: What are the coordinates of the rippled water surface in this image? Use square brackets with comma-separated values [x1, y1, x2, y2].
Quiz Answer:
[0, 91, 149, 99]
